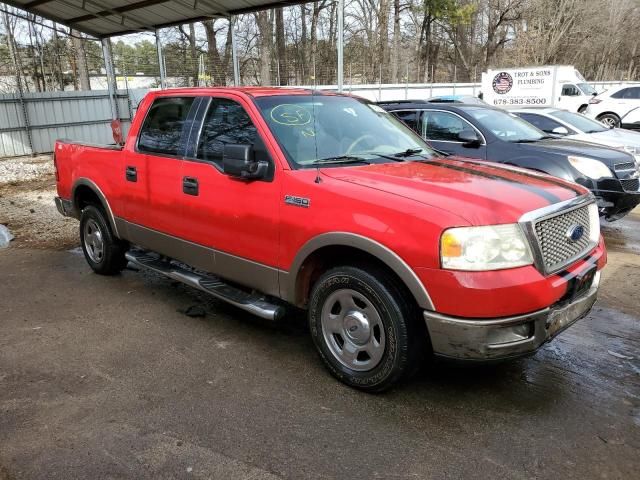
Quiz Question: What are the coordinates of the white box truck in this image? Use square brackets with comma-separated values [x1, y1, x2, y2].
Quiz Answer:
[481, 65, 598, 112]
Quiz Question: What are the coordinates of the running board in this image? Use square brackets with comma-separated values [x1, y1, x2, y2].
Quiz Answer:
[125, 251, 285, 321]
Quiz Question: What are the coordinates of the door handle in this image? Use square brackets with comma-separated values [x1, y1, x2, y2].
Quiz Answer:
[125, 166, 137, 182]
[183, 176, 199, 196]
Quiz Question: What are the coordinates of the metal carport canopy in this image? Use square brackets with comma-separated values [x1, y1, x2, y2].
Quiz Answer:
[2, 0, 307, 38]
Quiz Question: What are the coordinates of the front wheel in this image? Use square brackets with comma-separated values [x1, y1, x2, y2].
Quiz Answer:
[80, 205, 128, 275]
[308, 265, 424, 392]
[597, 113, 621, 128]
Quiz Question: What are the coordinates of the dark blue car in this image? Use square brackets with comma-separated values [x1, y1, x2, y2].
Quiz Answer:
[379, 102, 640, 220]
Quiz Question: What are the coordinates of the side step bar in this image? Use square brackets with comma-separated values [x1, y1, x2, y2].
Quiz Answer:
[125, 251, 285, 321]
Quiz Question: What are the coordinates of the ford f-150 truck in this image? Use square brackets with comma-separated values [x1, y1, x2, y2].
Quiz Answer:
[54, 88, 606, 392]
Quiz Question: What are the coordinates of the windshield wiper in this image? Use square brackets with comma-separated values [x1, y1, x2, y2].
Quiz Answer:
[393, 148, 424, 157]
[513, 138, 541, 143]
[365, 148, 429, 162]
[309, 155, 370, 166]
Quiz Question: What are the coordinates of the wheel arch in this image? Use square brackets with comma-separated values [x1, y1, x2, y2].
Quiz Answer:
[596, 111, 621, 121]
[72, 178, 121, 237]
[281, 232, 434, 311]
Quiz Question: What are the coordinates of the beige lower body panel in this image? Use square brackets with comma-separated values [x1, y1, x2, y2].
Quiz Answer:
[115, 218, 281, 299]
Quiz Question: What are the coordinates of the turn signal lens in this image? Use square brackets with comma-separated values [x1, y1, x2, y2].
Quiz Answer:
[441, 231, 462, 258]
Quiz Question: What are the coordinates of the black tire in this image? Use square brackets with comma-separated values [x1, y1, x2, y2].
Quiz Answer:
[79, 205, 128, 275]
[308, 265, 425, 392]
[597, 113, 621, 128]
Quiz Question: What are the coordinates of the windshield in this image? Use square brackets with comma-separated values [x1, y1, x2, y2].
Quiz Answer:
[550, 110, 608, 133]
[253, 95, 435, 167]
[577, 83, 597, 96]
[464, 108, 546, 142]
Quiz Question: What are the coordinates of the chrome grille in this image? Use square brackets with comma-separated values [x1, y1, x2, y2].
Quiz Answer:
[620, 178, 640, 192]
[533, 206, 592, 273]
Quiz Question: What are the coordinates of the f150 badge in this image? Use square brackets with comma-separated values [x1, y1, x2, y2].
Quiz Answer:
[285, 195, 310, 208]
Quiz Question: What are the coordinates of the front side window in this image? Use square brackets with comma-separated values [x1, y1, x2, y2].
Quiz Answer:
[197, 99, 259, 165]
[138, 97, 195, 155]
[464, 107, 546, 142]
[611, 88, 630, 99]
[517, 113, 567, 134]
[254, 95, 434, 167]
[561, 84, 580, 96]
[422, 111, 474, 142]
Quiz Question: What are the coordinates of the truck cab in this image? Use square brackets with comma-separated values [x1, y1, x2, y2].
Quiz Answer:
[54, 88, 606, 392]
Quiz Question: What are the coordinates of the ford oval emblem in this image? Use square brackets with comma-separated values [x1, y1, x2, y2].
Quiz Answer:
[567, 225, 585, 242]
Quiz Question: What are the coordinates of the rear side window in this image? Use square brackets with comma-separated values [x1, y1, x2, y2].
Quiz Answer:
[394, 110, 421, 134]
[138, 97, 195, 156]
[197, 98, 258, 165]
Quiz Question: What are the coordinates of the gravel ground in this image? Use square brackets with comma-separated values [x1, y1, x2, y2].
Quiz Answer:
[0, 155, 77, 250]
[0, 155, 54, 184]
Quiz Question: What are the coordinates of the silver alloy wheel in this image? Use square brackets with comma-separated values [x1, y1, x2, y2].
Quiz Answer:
[320, 288, 386, 372]
[83, 218, 104, 263]
[600, 116, 618, 127]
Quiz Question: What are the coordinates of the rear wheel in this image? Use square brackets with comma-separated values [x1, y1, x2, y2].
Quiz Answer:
[308, 265, 424, 392]
[597, 113, 621, 128]
[80, 205, 128, 275]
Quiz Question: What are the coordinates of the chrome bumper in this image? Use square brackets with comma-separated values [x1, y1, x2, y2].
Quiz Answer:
[423, 272, 600, 360]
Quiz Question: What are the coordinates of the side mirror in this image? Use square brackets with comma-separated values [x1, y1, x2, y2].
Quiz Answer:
[458, 129, 481, 147]
[223, 144, 268, 180]
[551, 126, 570, 136]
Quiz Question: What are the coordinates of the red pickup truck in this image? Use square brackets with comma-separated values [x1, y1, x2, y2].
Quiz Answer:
[54, 87, 606, 391]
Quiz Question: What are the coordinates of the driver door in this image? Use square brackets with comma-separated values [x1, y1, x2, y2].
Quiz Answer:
[420, 110, 487, 159]
[177, 95, 281, 295]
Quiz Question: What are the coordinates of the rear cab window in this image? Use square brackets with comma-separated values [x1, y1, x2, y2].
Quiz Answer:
[137, 97, 195, 156]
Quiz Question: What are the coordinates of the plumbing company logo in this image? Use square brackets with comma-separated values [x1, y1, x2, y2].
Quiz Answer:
[492, 72, 513, 94]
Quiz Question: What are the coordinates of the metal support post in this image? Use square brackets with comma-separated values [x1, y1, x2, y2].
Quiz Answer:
[337, 0, 344, 92]
[231, 17, 240, 86]
[155, 30, 167, 89]
[101, 38, 120, 120]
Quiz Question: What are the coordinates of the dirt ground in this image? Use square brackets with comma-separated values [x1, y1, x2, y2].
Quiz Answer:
[0, 156, 639, 479]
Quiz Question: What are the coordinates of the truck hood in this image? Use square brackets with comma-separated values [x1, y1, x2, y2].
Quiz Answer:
[321, 157, 585, 225]
[522, 138, 634, 166]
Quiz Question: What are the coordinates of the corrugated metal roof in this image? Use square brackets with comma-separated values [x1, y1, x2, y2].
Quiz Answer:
[3, 0, 305, 38]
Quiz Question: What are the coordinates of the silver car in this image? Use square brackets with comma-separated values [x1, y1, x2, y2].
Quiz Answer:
[513, 107, 640, 162]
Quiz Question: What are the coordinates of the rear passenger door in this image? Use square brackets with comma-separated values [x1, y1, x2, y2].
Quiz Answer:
[177, 96, 281, 295]
[123, 96, 198, 240]
[420, 110, 487, 159]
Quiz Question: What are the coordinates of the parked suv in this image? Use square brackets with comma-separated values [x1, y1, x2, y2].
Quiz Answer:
[54, 88, 606, 391]
[585, 85, 640, 129]
[381, 102, 640, 220]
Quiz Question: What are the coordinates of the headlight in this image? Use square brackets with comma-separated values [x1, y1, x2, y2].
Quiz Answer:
[567, 156, 613, 179]
[440, 224, 533, 271]
[622, 145, 639, 155]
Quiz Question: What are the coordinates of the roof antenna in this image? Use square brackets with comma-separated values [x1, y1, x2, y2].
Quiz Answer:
[312, 87, 322, 183]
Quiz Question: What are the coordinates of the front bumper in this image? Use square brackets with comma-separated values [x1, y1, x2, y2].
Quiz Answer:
[423, 272, 599, 361]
